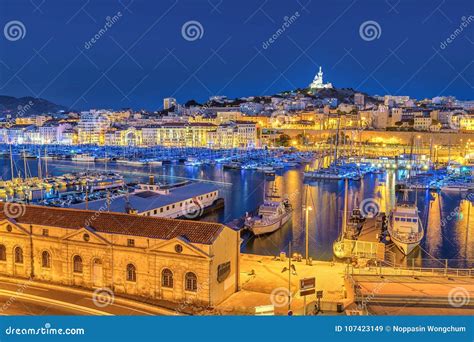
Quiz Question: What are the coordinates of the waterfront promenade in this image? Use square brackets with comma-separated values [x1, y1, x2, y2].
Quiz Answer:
[216, 254, 474, 315]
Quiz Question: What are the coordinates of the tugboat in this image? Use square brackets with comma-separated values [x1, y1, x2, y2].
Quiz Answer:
[387, 190, 424, 255]
[245, 183, 292, 236]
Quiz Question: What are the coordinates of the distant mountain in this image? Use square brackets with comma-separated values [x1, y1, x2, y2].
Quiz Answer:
[0, 96, 69, 116]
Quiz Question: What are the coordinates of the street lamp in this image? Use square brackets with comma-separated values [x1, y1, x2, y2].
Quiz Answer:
[305, 205, 313, 265]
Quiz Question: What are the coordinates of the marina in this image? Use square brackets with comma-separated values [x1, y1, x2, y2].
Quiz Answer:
[0, 147, 472, 269]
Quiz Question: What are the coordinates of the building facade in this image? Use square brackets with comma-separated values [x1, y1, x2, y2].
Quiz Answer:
[0, 204, 240, 306]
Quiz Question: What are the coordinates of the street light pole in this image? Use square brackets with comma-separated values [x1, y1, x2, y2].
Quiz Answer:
[288, 241, 291, 313]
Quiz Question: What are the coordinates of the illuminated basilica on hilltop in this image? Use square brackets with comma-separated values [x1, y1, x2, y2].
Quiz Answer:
[309, 66, 333, 90]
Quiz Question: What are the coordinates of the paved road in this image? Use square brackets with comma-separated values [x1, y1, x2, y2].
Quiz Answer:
[0, 279, 172, 316]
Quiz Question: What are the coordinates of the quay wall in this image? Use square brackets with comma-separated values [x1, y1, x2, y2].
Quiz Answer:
[280, 129, 474, 145]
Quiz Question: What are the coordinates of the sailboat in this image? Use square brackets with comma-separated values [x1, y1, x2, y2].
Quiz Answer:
[333, 180, 366, 258]
[387, 190, 424, 255]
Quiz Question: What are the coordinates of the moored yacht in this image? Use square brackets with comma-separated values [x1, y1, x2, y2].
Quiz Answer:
[245, 198, 292, 236]
[387, 191, 424, 255]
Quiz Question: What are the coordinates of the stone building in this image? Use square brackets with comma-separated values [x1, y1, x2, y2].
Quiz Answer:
[0, 204, 240, 306]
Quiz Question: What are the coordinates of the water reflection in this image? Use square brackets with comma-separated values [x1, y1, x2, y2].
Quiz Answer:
[1, 157, 472, 267]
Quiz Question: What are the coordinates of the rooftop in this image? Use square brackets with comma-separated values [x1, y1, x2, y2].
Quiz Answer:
[0, 202, 224, 245]
[71, 182, 219, 214]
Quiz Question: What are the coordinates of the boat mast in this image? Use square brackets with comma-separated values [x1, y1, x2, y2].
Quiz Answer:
[9, 143, 14, 180]
[342, 178, 348, 236]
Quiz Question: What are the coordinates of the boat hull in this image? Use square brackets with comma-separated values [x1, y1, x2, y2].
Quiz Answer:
[390, 236, 419, 255]
[250, 210, 292, 236]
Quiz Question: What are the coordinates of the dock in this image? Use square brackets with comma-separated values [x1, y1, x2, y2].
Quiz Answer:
[335, 216, 386, 263]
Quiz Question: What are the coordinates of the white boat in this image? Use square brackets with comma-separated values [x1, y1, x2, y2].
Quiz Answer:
[440, 183, 474, 192]
[245, 199, 292, 235]
[387, 191, 424, 255]
[72, 154, 96, 162]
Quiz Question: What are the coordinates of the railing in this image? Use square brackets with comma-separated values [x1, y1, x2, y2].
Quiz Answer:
[346, 264, 474, 278]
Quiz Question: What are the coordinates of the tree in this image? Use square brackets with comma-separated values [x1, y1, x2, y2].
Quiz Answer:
[276, 134, 291, 147]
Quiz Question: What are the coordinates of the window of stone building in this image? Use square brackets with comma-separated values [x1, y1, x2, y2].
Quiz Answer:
[0, 245, 6, 261]
[174, 244, 183, 253]
[42, 251, 51, 268]
[14, 247, 23, 264]
[42, 229, 49, 236]
[161, 268, 173, 288]
[127, 239, 135, 247]
[185, 272, 197, 292]
[73, 255, 83, 273]
[126, 264, 137, 282]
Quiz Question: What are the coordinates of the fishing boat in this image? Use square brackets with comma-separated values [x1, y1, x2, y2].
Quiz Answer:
[387, 190, 424, 255]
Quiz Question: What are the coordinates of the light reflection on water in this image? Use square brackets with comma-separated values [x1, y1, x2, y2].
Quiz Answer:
[2, 157, 473, 268]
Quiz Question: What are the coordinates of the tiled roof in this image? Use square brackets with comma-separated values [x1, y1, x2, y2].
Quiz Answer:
[0, 203, 224, 245]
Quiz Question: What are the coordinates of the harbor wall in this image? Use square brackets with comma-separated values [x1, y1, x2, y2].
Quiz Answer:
[281, 129, 474, 145]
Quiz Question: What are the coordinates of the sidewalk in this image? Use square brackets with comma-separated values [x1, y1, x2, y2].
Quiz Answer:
[216, 254, 350, 315]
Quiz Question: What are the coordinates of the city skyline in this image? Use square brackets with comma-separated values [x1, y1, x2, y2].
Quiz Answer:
[0, 0, 472, 111]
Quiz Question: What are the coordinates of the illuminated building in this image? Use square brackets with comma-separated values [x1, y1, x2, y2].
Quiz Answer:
[0, 203, 239, 306]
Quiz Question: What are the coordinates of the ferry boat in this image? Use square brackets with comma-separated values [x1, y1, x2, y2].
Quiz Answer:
[72, 154, 96, 162]
[245, 199, 292, 236]
[387, 191, 424, 255]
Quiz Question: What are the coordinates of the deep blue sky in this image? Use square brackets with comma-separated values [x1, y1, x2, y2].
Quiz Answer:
[0, 0, 473, 110]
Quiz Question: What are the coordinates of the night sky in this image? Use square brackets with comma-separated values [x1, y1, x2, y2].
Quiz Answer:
[0, 0, 473, 110]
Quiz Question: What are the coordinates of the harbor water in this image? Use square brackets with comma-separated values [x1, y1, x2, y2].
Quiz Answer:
[1, 157, 473, 268]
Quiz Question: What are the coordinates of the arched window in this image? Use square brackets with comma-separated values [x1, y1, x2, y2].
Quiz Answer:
[73, 255, 83, 273]
[41, 251, 51, 268]
[14, 247, 23, 264]
[0, 245, 6, 261]
[185, 272, 197, 292]
[161, 268, 173, 288]
[126, 264, 136, 282]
